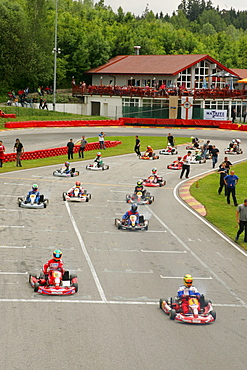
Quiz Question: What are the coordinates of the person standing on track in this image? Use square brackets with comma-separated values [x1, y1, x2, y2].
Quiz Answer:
[134, 135, 141, 156]
[235, 199, 247, 242]
[13, 138, 24, 167]
[0, 140, 5, 167]
[67, 138, 74, 160]
[78, 135, 88, 159]
[180, 151, 192, 179]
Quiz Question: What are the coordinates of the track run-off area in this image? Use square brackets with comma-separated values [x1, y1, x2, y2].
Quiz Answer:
[0, 126, 246, 370]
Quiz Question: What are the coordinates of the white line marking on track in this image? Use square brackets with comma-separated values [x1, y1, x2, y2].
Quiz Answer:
[160, 276, 212, 279]
[0, 245, 27, 249]
[0, 299, 243, 307]
[3, 183, 27, 186]
[0, 195, 18, 198]
[0, 225, 24, 228]
[65, 201, 107, 302]
[0, 272, 28, 275]
[107, 200, 125, 203]
[147, 205, 247, 309]
[0, 209, 23, 212]
[110, 190, 128, 193]
[104, 269, 153, 274]
[141, 250, 187, 253]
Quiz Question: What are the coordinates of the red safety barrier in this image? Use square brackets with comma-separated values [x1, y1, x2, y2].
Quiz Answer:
[4, 119, 124, 128]
[0, 113, 16, 118]
[122, 117, 232, 128]
[3, 140, 121, 163]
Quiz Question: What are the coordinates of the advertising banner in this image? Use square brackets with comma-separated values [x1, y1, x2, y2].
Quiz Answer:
[204, 109, 228, 120]
[169, 96, 179, 119]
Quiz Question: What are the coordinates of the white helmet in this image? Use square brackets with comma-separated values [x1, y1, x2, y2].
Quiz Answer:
[236, 139, 241, 144]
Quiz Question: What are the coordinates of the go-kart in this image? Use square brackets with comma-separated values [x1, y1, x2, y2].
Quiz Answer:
[159, 295, 216, 324]
[63, 187, 91, 202]
[53, 167, 79, 177]
[159, 147, 178, 155]
[167, 161, 183, 170]
[224, 147, 243, 155]
[115, 214, 149, 231]
[190, 155, 206, 164]
[86, 162, 109, 171]
[126, 191, 154, 205]
[29, 270, 78, 295]
[143, 176, 166, 187]
[139, 152, 159, 160]
[18, 194, 48, 209]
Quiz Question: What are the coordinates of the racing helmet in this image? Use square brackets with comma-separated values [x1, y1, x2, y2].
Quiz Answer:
[231, 139, 236, 143]
[183, 274, 193, 287]
[137, 180, 143, 186]
[65, 161, 70, 167]
[147, 145, 151, 149]
[53, 249, 62, 261]
[178, 156, 182, 160]
[131, 204, 138, 212]
[97, 152, 101, 156]
[32, 184, 38, 191]
[236, 139, 241, 144]
[75, 181, 81, 187]
[152, 167, 157, 174]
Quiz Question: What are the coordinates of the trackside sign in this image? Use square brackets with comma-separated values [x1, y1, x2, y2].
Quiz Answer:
[204, 109, 228, 120]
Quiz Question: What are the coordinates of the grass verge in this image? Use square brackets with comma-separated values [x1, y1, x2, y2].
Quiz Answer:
[190, 162, 247, 250]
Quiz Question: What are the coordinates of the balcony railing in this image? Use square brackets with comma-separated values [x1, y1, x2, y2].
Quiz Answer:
[72, 85, 247, 99]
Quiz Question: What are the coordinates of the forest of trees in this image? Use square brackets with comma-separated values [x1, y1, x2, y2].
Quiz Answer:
[0, 0, 247, 93]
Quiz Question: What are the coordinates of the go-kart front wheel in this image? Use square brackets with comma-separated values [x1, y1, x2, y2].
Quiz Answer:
[170, 309, 177, 320]
[72, 282, 78, 292]
[211, 310, 216, 320]
[159, 298, 165, 309]
[34, 283, 40, 292]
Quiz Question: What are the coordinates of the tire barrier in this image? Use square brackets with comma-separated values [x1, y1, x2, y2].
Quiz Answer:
[3, 140, 122, 163]
[4, 119, 124, 128]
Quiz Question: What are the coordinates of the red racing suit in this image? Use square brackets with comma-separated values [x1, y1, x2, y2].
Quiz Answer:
[43, 259, 65, 275]
[177, 285, 201, 314]
[67, 185, 84, 196]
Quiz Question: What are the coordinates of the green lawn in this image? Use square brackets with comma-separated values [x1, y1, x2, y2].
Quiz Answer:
[0, 136, 188, 173]
[190, 163, 247, 250]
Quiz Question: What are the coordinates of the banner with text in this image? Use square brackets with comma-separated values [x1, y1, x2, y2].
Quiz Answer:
[204, 109, 228, 121]
[169, 96, 179, 119]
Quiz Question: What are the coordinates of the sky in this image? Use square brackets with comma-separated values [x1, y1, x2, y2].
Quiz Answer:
[103, 0, 246, 16]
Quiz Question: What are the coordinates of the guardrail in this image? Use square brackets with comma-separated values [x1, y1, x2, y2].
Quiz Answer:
[3, 140, 122, 163]
[4, 119, 123, 128]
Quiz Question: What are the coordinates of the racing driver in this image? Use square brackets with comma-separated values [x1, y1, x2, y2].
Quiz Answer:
[144, 145, 154, 157]
[177, 274, 201, 314]
[43, 250, 65, 284]
[134, 180, 146, 198]
[122, 204, 140, 224]
[67, 181, 84, 197]
[61, 161, 71, 174]
[149, 167, 163, 183]
[94, 152, 103, 167]
[26, 184, 40, 203]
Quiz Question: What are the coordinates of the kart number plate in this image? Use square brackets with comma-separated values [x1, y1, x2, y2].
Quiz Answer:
[192, 319, 201, 323]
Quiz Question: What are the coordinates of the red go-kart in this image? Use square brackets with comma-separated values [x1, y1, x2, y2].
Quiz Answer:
[159, 295, 216, 324]
[142, 176, 166, 187]
[29, 270, 78, 295]
[167, 161, 183, 170]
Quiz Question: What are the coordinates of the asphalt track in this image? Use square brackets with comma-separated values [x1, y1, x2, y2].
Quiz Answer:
[0, 126, 246, 370]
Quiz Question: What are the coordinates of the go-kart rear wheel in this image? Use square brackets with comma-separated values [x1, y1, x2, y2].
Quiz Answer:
[34, 282, 39, 292]
[159, 298, 165, 309]
[29, 273, 37, 284]
[63, 192, 67, 201]
[72, 282, 78, 292]
[170, 309, 177, 320]
[70, 274, 77, 280]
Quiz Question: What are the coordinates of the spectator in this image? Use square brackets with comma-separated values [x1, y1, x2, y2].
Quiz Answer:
[202, 140, 210, 159]
[78, 135, 88, 159]
[0, 140, 5, 167]
[67, 139, 74, 160]
[98, 132, 106, 150]
[39, 97, 43, 109]
[222, 157, 232, 174]
[134, 135, 141, 156]
[167, 133, 175, 147]
[243, 109, 247, 123]
[218, 162, 228, 195]
[224, 170, 238, 206]
[235, 199, 247, 243]
[42, 99, 48, 110]
[211, 145, 219, 168]
[13, 138, 24, 167]
[180, 151, 192, 179]
[232, 108, 236, 123]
